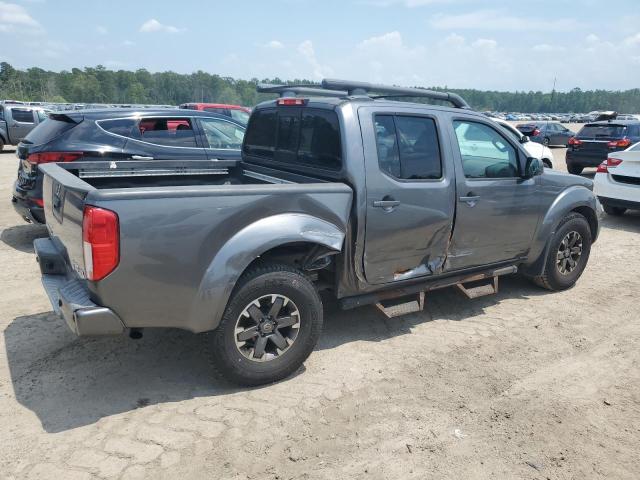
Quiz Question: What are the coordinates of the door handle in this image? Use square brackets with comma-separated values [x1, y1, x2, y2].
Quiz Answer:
[459, 195, 480, 207]
[131, 155, 154, 160]
[373, 199, 400, 209]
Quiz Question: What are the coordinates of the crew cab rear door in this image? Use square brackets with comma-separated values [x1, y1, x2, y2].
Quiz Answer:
[445, 117, 540, 270]
[358, 106, 456, 285]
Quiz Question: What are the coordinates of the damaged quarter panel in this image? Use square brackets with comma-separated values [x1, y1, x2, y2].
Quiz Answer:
[91, 184, 352, 333]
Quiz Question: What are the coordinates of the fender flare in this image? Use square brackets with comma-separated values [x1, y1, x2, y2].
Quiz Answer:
[523, 186, 599, 276]
[187, 213, 345, 332]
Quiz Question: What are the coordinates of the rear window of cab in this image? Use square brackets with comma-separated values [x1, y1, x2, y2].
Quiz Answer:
[243, 107, 342, 172]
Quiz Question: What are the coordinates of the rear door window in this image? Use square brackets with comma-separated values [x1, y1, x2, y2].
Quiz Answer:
[135, 117, 197, 147]
[12, 109, 35, 123]
[374, 115, 442, 180]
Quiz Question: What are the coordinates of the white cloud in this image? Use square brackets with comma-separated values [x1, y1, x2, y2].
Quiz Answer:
[262, 40, 284, 49]
[429, 10, 579, 32]
[0, 1, 40, 32]
[139, 18, 181, 34]
[122, 40, 135, 47]
[624, 32, 640, 46]
[97, 25, 107, 35]
[472, 38, 497, 49]
[297, 40, 332, 79]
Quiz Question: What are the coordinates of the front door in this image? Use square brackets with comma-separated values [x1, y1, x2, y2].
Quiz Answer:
[360, 107, 456, 285]
[8, 108, 35, 143]
[195, 116, 244, 160]
[446, 119, 541, 271]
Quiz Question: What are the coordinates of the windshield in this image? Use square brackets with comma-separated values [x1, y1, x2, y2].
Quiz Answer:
[579, 124, 627, 138]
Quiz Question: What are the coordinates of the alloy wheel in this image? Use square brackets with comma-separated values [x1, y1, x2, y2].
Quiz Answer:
[556, 231, 583, 275]
[234, 294, 301, 362]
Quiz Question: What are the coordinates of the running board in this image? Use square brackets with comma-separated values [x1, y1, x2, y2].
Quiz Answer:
[376, 292, 425, 318]
[456, 276, 499, 299]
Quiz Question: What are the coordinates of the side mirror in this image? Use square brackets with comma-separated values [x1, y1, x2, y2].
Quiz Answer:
[523, 157, 544, 178]
[520, 135, 530, 144]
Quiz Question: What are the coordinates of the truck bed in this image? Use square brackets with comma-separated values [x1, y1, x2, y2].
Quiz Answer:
[38, 160, 353, 333]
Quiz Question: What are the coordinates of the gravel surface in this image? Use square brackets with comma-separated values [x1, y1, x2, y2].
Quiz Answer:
[1, 142, 639, 480]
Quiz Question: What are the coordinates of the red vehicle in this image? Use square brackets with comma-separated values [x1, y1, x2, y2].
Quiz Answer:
[179, 103, 251, 125]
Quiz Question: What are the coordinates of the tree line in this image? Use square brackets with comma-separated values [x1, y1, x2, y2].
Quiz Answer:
[1, 62, 639, 113]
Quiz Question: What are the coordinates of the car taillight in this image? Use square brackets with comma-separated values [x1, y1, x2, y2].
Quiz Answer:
[568, 137, 582, 146]
[531, 129, 540, 136]
[607, 138, 631, 149]
[27, 152, 84, 165]
[596, 157, 623, 174]
[32, 198, 44, 207]
[277, 98, 308, 106]
[82, 206, 119, 281]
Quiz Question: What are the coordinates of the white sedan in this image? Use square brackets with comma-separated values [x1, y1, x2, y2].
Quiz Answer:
[594, 142, 640, 215]
[494, 119, 555, 168]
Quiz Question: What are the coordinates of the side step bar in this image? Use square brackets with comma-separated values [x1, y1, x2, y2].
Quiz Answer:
[376, 292, 425, 318]
[347, 265, 517, 318]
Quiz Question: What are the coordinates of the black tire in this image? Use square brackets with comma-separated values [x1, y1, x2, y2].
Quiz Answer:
[603, 205, 626, 216]
[542, 158, 553, 169]
[210, 263, 323, 386]
[567, 164, 583, 175]
[0, 139, 4, 152]
[531, 213, 592, 291]
[543, 137, 550, 147]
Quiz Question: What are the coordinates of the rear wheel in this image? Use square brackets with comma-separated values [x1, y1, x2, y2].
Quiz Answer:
[542, 158, 553, 169]
[530, 213, 592, 291]
[543, 137, 550, 147]
[567, 164, 583, 175]
[210, 263, 323, 386]
[603, 205, 626, 216]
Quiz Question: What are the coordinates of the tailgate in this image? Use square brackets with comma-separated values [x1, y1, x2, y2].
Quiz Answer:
[39, 162, 94, 277]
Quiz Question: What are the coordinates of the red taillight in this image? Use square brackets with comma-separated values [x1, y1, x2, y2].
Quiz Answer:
[568, 137, 582, 146]
[531, 129, 540, 136]
[32, 198, 44, 207]
[607, 138, 631, 149]
[596, 157, 623, 174]
[27, 152, 84, 165]
[82, 206, 119, 281]
[277, 98, 308, 106]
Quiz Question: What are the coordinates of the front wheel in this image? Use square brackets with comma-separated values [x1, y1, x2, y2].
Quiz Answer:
[210, 263, 323, 386]
[530, 213, 592, 291]
[603, 205, 626, 216]
[542, 158, 553, 169]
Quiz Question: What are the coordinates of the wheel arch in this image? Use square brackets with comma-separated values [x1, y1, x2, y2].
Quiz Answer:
[188, 213, 345, 333]
[522, 186, 599, 276]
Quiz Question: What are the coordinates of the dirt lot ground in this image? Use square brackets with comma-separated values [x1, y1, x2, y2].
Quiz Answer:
[1, 135, 639, 479]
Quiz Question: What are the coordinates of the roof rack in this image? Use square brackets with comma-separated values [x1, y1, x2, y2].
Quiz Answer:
[321, 79, 470, 109]
[256, 79, 470, 109]
[257, 84, 347, 98]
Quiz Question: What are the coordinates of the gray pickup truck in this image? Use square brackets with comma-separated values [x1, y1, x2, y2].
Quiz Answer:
[35, 80, 601, 386]
[0, 104, 49, 150]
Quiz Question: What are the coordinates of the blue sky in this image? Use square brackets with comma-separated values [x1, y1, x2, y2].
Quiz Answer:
[1, 0, 639, 91]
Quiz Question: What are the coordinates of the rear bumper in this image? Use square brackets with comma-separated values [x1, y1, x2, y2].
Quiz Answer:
[594, 172, 640, 205]
[12, 181, 45, 224]
[598, 196, 640, 210]
[565, 150, 605, 168]
[34, 237, 124, 336]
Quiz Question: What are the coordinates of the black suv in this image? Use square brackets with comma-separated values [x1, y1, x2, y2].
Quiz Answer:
[12, 109, 245, 223]
[566, 120, 640, 175]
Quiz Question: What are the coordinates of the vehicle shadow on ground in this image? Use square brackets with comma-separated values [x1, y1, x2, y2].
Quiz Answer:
[600, 210, 640, 234]
[5, 274, 546, 433]
[0, 224, 48, 253]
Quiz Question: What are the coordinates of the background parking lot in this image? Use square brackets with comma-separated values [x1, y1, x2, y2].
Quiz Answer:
[1, 131, 639, 479]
